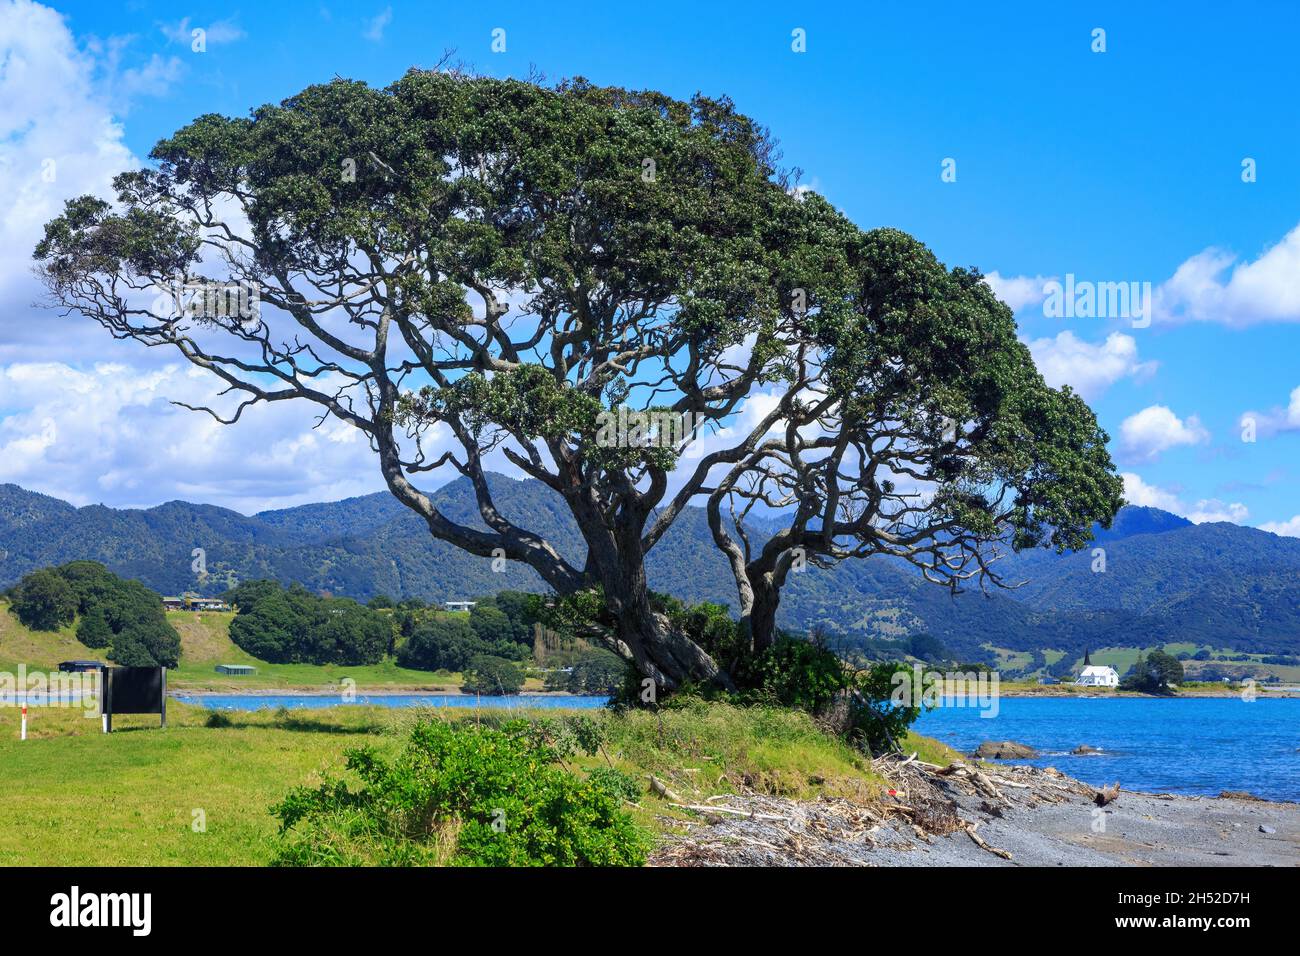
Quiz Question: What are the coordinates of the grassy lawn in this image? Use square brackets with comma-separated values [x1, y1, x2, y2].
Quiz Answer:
[981, 644, 1033, 672]
[0, 701, 401, 866]
[0, 694, 963, 866]
[0, 609, 110, 673]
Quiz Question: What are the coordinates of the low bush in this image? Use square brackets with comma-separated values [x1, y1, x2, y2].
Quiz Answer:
[270, 717, 648, 866]
[585, 766, 641, 803]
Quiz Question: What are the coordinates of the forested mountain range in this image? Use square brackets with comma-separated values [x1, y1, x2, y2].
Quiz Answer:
[2, 477, 1297, 662]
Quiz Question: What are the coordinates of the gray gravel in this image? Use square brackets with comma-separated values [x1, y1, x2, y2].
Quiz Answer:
[651, 766, 1300, 867]
[872, 784, 1300, 867]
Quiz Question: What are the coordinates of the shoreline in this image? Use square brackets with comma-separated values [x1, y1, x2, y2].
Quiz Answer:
[652, 761, 1300, 867]
[979, 687, 1299, 699]
[165, 683, 1298, 699]
[169, 686, 591, 698]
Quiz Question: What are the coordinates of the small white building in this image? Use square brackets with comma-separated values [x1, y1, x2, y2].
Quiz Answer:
[1073, 648, 1120, 688]
[1075, 665, 1120, 687]
[444, 600, 478, 613]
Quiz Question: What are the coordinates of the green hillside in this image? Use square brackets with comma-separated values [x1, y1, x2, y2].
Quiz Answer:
[0, 602, 461, 691]
[4, 478, 1300, 662]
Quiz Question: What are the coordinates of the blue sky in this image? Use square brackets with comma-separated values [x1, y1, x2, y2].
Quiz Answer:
[3, 0, 1300, 533]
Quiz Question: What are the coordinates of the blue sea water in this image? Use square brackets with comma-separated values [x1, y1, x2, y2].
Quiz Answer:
[175, 693, 609, 712]
[914, 696, 1300, 801]
[175, 693, 1299, 800]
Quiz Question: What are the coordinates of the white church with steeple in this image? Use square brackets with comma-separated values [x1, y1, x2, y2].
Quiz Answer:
[1074, 648, 1120, 687]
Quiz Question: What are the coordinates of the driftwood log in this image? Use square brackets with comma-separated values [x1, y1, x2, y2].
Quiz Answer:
[1094, 781, 1121, 806]
[964, 822, 1013, 860]
[648, 775, 684, 803]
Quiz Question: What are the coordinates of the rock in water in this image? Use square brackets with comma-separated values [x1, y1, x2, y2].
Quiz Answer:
[1072, 744, 1102, 755]
[974, 740, 1039, 759]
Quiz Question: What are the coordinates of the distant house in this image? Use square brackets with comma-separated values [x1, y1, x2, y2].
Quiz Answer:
[187, 597, 230, 612]
[214, 664, 256, 675]
[166, 596, 230, 612]
[1037, 676, 1060, 685]
[444, 600, 477, 613]
[1074, 648, 1119, 687]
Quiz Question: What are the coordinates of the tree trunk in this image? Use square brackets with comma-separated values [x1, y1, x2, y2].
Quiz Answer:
[746, 573, 780, 654]
[599, 554, 735, 694]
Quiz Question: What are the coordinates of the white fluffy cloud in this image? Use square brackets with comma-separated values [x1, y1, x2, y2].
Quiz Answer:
[0, 361, 397, 513]
[983, 271, 1054, 313]
[1119, 405, 1209, 460]
[1121, 472, 1183, 512]
[0, 4, 407, 514]
[1184, 499, 1249, 524]
[1025, 331, 1155, 399]
[987, 220, 1300, 327]
[1240, 385, 1300, 439]
[1121, 473, 1248, 526]
[0, 0, 135, 310]
[1154, 224, 1300, 326]
[1258, 515, 1300, 538]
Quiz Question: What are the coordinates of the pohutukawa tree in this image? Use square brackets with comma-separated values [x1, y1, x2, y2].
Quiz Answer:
[34, 70, 1123, 690]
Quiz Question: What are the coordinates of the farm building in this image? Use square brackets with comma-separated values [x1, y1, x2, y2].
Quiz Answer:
[214, 664, 256, 676]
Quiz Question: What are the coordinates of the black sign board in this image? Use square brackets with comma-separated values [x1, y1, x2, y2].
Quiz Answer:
[103, 666, 167, 731]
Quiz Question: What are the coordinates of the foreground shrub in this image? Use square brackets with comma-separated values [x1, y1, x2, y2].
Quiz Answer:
[270, 717, 648, 866]
[585, 767, 641, 803]
[844, 662, 926, 753]
[745, 635, 848, 713]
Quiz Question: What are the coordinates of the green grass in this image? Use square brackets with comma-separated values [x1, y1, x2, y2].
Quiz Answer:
[981, 644, 1033, 671]
[0, 694, 957, 865]
[899, 729, 963, 766]
[0, 607, 110, 673]
[590, 699, 884, 802]
[0, 701, 401, 866]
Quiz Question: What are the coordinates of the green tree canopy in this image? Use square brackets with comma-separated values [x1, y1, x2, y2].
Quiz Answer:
[462, 654, 525, 695]
[33, 70, 1121, 690]
[11, 562, 180, 666]
[226, 580, 391, 665]
[11, 568, 77, 632]
[75, 605, 113, 649]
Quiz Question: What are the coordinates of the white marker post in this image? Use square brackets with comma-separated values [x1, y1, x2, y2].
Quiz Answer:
[20, 704, 27, 741]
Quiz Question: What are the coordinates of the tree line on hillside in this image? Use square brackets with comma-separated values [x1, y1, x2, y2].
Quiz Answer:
[378, 590, 624, 694]
[385, 591, 535, 671]
[223, 583, 625, 692]
[5, 562, 180, 667]
[223, 580, 393, 665]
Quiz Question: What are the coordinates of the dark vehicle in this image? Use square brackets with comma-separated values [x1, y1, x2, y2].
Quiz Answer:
[58, 660, 106, 673]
